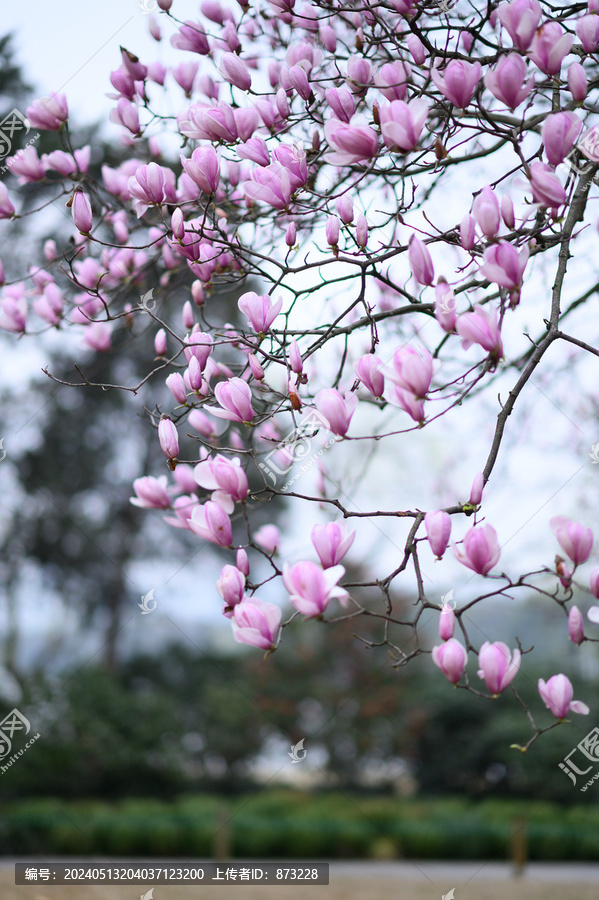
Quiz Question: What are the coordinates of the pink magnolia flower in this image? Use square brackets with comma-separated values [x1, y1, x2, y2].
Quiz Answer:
[473, 186, 500, 238]
[0, 290, 27, 333]
[550, 516, 593, 565]
[433, 284, 456, 336]
[254, 523, 281, 553]
[232, 598, 281, 650]
[311, 520, 356, 568]
[325, 215, 340, 247]
[238, 291, 283, 333]
[171, 21, 210, 55]
[431, 60, 482, 109]
[336, 194, 354, 224]
[325, 87, 355, 122]
[43, 147, 90, 177]
[356, 214, 368, 248]
[210, 377, 255, 423]
[457, 306, 503, 358]
[324, 118, 379, 165]
[542, 112, 583, 166]
[217, 564, 246, 615]
[181, 146, 220, 194]
[460, 214, 476, 251]
[130, 475, 171, 509]
[538, 674, 589, 718]
[576, 14, 599, 54]
[391, 387, 426, 423]
[237, 137, 270, 166]
[590, 566, 599, 599]
[469, 471, 484, 506]
[388, 345, 433, 397]
[502, 196, 515, 229]
[425, 510, 452, 559]
[355, 355, 385, 397]
[194, 454, 249, 504]
[568, 62, 587, 102]
[479, 242, 528, 291]
[237, 548, 250, 576]
[408, 235, 434, 286]
[163, 496, 198, 531]
[316, 389, 358, 436]
[283, 561, 349, 617]
[128, 162, 171, 215]
[528, 23, 574, 76]
[439, 603, 455, 641]
[485, 53, 534, 109]
[7, 146, 45, 183]
[82, 322, 111, 352]
[220, 52, 252, 91]
[26, 93, 68, 129]
[432, 639, 467, 684]
[379, 99, 429, 153]
[172, 61, 199, 95]
[109, 98, 140, 135]
[244, 163, 293, 210]
[189, 500, 232, 546]
[374, 61, 412, 101]
[497, 0, 541, 50]
[478, 642, 521, 694]
[179, 102, 239, 142]
[71, 191, 93, 234]
[184, 332, 213, 369]
[453, 524, 501, 575]
[0, 184, 15, 218]
[569, 606, 584, 645]
[158, 418, 179, 460]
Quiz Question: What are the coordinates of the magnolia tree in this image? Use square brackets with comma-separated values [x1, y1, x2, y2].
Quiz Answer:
[3, 0, 599, 752]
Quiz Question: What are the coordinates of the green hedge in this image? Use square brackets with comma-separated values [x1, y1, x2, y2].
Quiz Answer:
[1, 793, 599, 859]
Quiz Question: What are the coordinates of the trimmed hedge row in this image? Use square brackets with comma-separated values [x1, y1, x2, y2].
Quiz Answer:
[1, 793, 598, 859]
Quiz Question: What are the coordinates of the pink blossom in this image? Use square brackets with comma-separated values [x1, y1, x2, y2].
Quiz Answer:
[469, 471, 484, 506]
[497, 0, 541, 50]
[576, 14, 599, 54]
[456, 306, 503, 358]
[316, 388, 358, 436]
[244, 163, 293, 210]
[432, 639, 467, 684]
[171, 21, 210, 55]
[130, 475, 171, 509]
[439, 603, 455, 641]
[460, 214, 476, 251]
[283, 561, 349, 617]
[220, 53, 252, 91]
[155, 329, 167, 356]
[356, 214, 368, 248]
[408, 236, 434, 286]
[289, 339, 303, 373]
[550, 516, 593, 565]
[311, 520, 356, 568]
[473, 186, 500, 238]
[425, 510, 452, 559]
[434, 280, 457, 333]
[0, 184, 15, 218]
[158, 418, 179, 460]
[128, 162, 170, 215]
[71, 191, 93, 234]
[237, 548, 250, 576]
[0, 290, 27, 333]
[7, 146, 45, 183]
[388, 345, 433, 397]
[569, 606, 584, 645]
[179, 102, 238, 142]
[210, 377, 255, 423]
[478, 642, 521, 694]
[188, 409, 218, 438]
[528, 23, 574, 76]
[217, 564, 246, 615]
[431, 60, 482, 109]
[324, 118, 379, 165]
[288, 65, 312, 101]
[542, 112, 583, 166]
[326, 215, 340, 246]
[355, 354, 385, 397]
[538, 674, 589, 718]
[325, 87, 355, 122]
[189, 500, 232, 546]
[590, 567, 599, 599]
[380, 99, 429, 153]
[480, 242, 528, 291]
[568, 62, 587, 102]
[374, 62, 412, 101]
[181, 146, 220, 194]
[82, 322, 111, 352]
[26, 93, 68, 129]
[173, 61, 199, 95]
[254, 524, 281, 553]
[391, 386, 425, 423]
[501, 196, 515, 229]
[238, 291, 283, 332]
[194, 454, 249, 503]
[453, 524, 501, 575]
[336, 194, 354, 224]
[109, 98, 140, 135]
[232, 598, 281, 650]
[237, 138, 270, 166]
[184, 332, 213, 369]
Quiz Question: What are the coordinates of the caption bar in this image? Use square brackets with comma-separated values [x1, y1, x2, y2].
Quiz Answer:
[16, 863, 329, 885]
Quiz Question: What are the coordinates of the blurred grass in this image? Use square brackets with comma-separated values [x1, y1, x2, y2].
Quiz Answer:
[2, 791, 599, 859]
